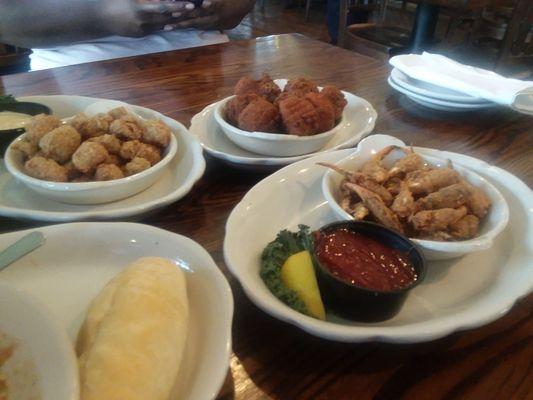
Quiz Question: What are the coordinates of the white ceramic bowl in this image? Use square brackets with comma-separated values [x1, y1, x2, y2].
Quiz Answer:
[0, 283, 79, 400]
[214, 95, 346, 157]
[321, 135, 510, 260]
[4, 105, 178, 205]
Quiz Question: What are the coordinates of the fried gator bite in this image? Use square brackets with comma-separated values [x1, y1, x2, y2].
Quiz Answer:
[72, 142, 109, 173]
[25, 156, 68, 182]
[39, 125, 81, 163]
[25, 114, 62, 144]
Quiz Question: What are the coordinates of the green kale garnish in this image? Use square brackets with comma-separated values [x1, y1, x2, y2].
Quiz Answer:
[259, 225, 314, 315]
[0, 95, 16, 104]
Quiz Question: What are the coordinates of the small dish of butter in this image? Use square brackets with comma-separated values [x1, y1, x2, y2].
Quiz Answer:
[0, 98, 51, 152]
[0, 111, 34, 131]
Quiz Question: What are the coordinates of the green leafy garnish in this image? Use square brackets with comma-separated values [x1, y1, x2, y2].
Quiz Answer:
[260, 225, 314, 315]
[0, 95, 16, 104]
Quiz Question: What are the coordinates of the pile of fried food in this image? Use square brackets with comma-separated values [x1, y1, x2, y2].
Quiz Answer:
[320, 146, 492, 241]
[12, 107, 172, 182]
[226, 73, 347, 136]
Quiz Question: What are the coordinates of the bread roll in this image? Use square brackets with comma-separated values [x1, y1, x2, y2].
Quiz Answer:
[77, 257, 189, 400]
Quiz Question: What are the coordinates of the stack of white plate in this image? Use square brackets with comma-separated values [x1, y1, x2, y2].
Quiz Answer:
[388, 68, 496, 112]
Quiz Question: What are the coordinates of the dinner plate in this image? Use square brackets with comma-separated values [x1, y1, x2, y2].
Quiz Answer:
[0, 222, 233, 400]
[189, 91, 377, 169]
[224, 134, 533, 343]
[0, 95, 205, 222]
[390, 68, 490, 104]
[388, 77, 496, 112]
[0, 283, 79, 400]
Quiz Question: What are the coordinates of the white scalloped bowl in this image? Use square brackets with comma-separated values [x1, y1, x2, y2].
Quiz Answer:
[214, 79, 352, 157]
[321, 135, 510, 260]
[4, 102, 178, 205]
[214, 96, 345, 157]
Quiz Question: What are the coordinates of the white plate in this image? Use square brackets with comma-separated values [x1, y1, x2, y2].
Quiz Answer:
[0, 283, 79, 400]
[388, 77, 496, 111]
[390, 68, 490, 103]
[0, 96, 205, 221]
[223, 136, 533, 343]
[0, 222, 233, 400]
[189, 91, 377, 169]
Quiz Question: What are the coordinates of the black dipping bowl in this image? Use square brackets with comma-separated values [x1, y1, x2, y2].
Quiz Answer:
[0, 102, 51, 152]
[313, 221, 426, 322]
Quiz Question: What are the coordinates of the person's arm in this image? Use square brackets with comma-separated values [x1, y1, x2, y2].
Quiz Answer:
[0, 0, 194, 48]
[167, 0, 256, 31]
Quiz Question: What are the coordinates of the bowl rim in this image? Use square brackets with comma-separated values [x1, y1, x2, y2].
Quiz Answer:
[314, 220, 427, 295]
[4, 132, 177, 191]
[214, 95, 346, 142]
[322, 144, 510, 252]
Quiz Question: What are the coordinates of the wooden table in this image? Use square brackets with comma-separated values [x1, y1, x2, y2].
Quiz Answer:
[1, 34, 531, 399]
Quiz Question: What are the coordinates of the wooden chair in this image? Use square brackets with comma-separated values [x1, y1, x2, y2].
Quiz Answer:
[338, 0, 411, 61]
[464, 0, 532, 74]
[494, 0, 532, 72]
[0, 44, 32, 75]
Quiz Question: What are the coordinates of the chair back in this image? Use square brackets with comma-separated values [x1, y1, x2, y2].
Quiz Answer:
[338, 0, 386, 48]
[0, 44, 32, 74]
[496, 0, 532, 70]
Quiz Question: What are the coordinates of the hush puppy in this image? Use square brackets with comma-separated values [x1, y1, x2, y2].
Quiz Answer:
[283, 77, 319, 97]
[237, 97, 281, 133]
[39, 125, 81, 163]
[226, 94, 260, 125]
[234, 74, 281, 103]
[320, 86, 347, 120]
[72, 142, 109, 173]
[25, 114, 62, 145]
[258, 73, 281, 103]
[234, 76, 260, 96]
[279, 93, 335, 136]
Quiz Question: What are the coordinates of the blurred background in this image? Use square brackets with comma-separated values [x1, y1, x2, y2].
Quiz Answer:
[1, 0, 531, 77]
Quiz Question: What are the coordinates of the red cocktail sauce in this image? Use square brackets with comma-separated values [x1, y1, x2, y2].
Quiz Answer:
[314, 229, 417, 292]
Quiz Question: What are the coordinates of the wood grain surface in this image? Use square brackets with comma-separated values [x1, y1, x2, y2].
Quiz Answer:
[1, 34, 531, 400]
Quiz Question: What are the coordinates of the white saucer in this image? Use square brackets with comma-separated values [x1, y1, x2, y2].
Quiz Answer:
[390, 68, 490, 104]
[388, 77, 496, 112]
[189, 92, 377, 169]
[0, 96, 206, 222]
[0, 222, 233, 400]
[224, 134, 533, 343]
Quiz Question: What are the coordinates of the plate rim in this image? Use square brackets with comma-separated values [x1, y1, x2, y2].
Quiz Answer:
[390, 68, 489, 104]
[189, 92, 377, 166]
[388, 77, 496, 109]
[223, 135, 533, 343]
[0, 95, 206, 222]
[0, 221, 234, 400]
